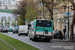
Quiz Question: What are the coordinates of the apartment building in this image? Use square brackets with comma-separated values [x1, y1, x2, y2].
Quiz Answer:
[0, 0, 6, 9]
[0, 0, 22, 9]
[0, 0, 21, 26]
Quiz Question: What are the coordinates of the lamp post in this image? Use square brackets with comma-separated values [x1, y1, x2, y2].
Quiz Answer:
[68, 0, 69, 39]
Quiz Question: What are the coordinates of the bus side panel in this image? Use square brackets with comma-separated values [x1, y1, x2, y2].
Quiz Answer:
[34, 20, 44, 35]
[35, 27, 44, 35]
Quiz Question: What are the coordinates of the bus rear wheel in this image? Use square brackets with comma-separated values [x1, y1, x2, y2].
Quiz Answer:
[30, 38, 32, 40]
[18, 34, 20, 36]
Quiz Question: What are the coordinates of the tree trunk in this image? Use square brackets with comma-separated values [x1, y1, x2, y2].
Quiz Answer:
[70, 11, 75, 41]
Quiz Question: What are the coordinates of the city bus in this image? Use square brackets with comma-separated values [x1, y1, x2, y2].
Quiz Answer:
[28, 19, 53, 41]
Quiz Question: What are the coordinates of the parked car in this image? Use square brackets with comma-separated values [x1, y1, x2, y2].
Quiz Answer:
[53, 30, 63, 39]
[13, 28, 18, 34]
[9, 28, 13, 32]
[0, 25, 3, 32]
[0, 28, 3, 32]
[18, 25, 28, 36]
[6, 28, 9, 31]
[2, 28, 8, 33]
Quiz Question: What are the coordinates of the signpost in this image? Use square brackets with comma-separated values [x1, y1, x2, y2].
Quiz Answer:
[67, 12, 70, 15]
[66, 12, 70, 39]
[67, 0, 70, 39]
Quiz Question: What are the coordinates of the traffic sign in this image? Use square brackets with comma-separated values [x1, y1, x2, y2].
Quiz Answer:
[67, 12, 70, 15]
[63, 11, 74, 17]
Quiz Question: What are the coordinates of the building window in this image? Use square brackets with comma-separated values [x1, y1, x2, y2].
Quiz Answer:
[8, 17, 11, 21]
[3, 17, 6, 21]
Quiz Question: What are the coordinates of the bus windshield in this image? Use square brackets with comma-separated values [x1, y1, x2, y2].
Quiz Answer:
[36, 20, 51, 27]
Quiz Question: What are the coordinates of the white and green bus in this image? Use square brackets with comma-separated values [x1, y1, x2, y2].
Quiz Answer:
[29, 19, 53, 41]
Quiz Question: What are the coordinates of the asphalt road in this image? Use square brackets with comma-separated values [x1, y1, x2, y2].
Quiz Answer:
[2, 32, 75, 50]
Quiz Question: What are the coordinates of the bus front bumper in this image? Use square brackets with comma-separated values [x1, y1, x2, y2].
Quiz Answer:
[34, 35, 52, 39]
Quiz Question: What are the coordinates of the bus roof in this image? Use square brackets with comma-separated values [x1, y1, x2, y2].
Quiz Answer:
[30, 19, 53, 24]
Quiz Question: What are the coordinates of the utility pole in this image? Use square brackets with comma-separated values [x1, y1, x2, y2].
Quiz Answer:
[68, 0, 69, 39]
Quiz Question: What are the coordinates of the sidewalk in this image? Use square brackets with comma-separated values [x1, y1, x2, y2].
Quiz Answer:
[61, 39, 75, 44]
[52, 39, 75, 43]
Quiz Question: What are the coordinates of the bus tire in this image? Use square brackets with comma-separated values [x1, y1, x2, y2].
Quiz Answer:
[18, 34, 20, 36]
[26, 34, 28, 36]
[30, 38, 32, 40]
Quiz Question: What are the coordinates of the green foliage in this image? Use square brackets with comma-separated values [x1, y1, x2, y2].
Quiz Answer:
[16, 22, 18, 25]
[13, 0, 38, 25]
[25, 6, 38, 23]
[0, 40, 13, 50]
[12, 21, 14, 25]
[17, 6, 38, 25]
[15, 21, 16, 25]
[13, 0, 27, 25]
[17, 18, 25, 25]
[8, 21, 10, 25]
[0, 33, 39, 50]
[5, 20, 8, 25]
[0, 22, 3, 25]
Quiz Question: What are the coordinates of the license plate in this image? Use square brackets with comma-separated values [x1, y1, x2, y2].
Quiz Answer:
[41, 37, 45, 38]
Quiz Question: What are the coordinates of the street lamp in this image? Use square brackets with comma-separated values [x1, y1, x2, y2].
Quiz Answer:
[68, 0, 69, 39]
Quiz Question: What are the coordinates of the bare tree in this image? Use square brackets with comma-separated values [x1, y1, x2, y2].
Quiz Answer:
[13, 0, 38, 25]
[69, 0, 75, 41]
[41, 0, 54, 20]
[13, 0, 27, 25]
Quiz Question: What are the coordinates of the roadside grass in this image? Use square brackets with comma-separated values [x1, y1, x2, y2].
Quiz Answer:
[0, 33, 39, 50]
[0, 40, 13, 50]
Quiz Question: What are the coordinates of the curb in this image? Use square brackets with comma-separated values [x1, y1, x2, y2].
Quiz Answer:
[0, 39, 16, 50]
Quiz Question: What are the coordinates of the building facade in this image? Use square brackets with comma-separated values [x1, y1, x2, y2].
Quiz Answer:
[0, 0, 21, 26]
[0, 12, 15, 27]
[0, 0, 22, 9]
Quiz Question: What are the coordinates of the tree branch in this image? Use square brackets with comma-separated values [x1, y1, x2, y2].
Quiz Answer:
[69, 0, 75, 9]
